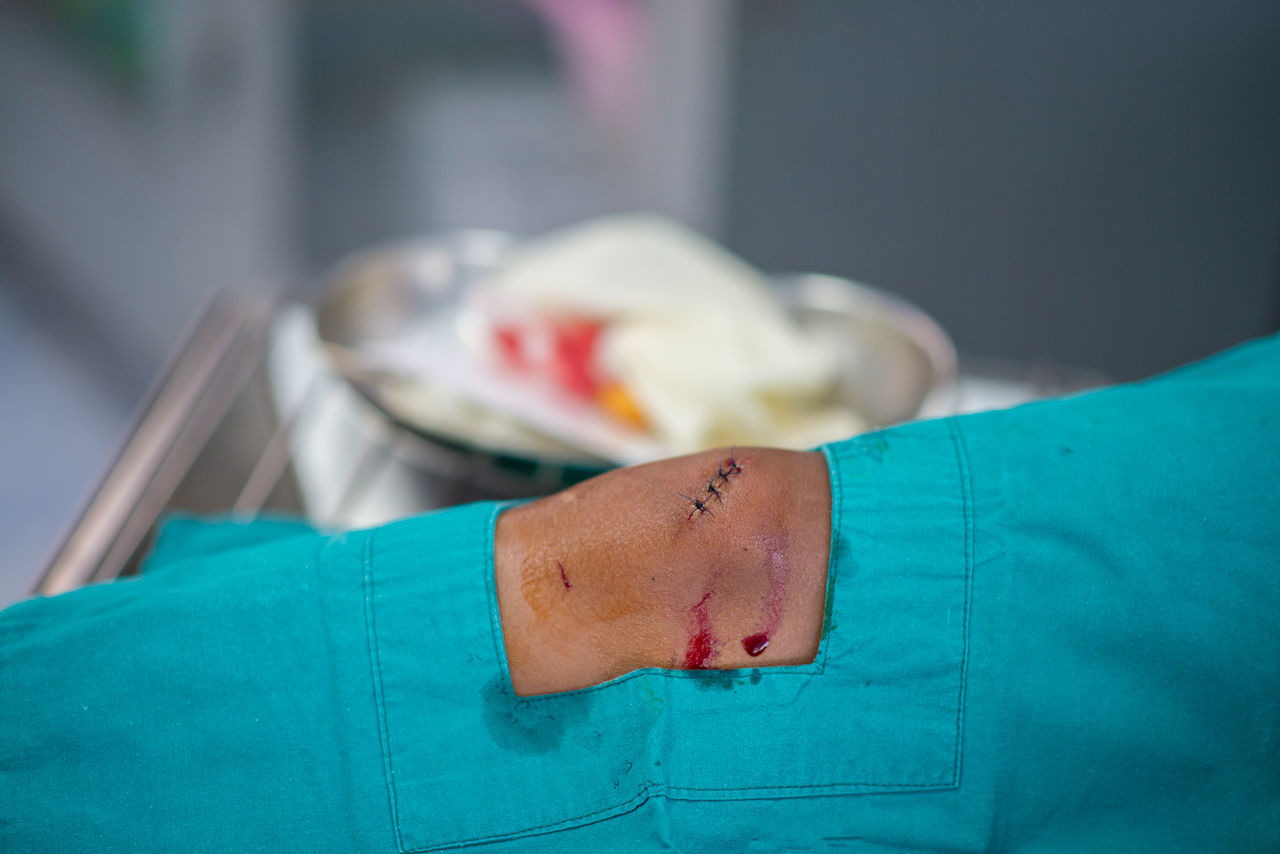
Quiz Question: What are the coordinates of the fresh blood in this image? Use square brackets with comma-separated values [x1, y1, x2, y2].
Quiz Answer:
[742, 632, 771, 656]
[684, 592, 716, 669]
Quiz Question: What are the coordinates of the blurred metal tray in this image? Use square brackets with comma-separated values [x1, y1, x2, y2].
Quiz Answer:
[34, 291, 588, 597]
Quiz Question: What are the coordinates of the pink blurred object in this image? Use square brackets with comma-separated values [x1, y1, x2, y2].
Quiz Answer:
[522, 0, 649, 132]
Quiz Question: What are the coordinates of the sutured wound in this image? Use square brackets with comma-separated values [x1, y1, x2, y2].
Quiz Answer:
[679, 446, 775, 666]
[679, 446, 746, 523]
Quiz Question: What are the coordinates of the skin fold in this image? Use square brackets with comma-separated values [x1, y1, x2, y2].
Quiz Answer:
[494, 447, 832, 695]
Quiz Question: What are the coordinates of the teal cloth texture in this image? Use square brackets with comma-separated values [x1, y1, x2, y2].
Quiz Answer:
[2, 334, 1278, 852]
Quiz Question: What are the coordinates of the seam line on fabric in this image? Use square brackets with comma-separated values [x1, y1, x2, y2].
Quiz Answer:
[817, 441, 845, 670]
[668, 778, 957, 793]
[401, 787, 659, 852]
[361, 531, 406, 854]
[484, 501, 513, 687]
[947, 416, 974, 788]
[513, 659, 824, 704]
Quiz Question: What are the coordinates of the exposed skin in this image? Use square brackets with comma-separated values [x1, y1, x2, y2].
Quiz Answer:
[494, 447, 832, 696]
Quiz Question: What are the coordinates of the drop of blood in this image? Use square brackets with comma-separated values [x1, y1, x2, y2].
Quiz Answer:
[742, 632, 770, 657]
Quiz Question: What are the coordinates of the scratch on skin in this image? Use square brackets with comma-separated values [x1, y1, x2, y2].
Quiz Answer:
[741, 534, 787, 657]
[519, 551, 573, 617]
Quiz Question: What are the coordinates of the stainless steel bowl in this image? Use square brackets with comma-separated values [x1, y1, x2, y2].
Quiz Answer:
[313, 230, 956, 491]
[771, 272, 957, 426]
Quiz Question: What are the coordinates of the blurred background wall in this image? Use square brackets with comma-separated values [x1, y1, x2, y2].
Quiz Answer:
[1, 0, 1278, 595]
[724, 0, 1280, 381]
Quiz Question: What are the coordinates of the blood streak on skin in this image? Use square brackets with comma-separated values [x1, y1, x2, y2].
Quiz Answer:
[557, 559, 572, 590]
[741, 535, 788, 657]
[684, 592, 717, 669]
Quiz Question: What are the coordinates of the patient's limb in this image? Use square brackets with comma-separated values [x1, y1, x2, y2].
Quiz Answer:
[494, 447, 831, 695]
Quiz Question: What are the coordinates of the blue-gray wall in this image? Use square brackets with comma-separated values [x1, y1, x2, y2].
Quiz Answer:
[725, 1, 1280, 378]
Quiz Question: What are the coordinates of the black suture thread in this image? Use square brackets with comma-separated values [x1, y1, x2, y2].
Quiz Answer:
[679, 492, 716, 520]
[723, 444, 743, 476]
[680, 447, 746, 521]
